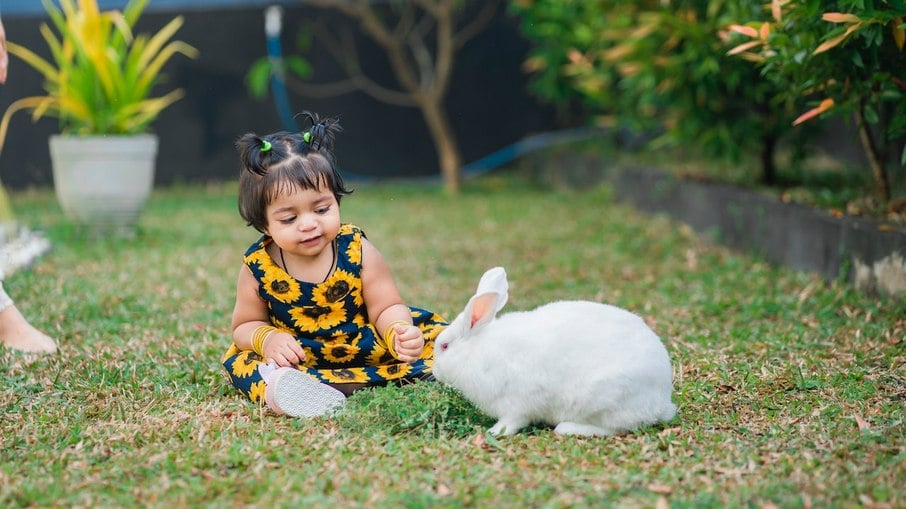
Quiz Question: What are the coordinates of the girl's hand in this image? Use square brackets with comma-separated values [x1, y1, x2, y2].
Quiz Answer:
[263, 331, 307, 367]
[392, 324, 425, 363]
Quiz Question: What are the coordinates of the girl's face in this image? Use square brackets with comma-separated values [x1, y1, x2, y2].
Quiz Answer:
[264, 182, 341, 259]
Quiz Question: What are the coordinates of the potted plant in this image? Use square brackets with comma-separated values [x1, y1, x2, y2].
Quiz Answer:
[0, 0, 197, 235]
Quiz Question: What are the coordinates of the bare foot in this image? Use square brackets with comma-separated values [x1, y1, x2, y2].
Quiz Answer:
[0, 305, 57, 354]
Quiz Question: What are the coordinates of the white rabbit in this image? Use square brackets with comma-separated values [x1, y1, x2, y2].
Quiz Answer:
[433, 267, 677, 437]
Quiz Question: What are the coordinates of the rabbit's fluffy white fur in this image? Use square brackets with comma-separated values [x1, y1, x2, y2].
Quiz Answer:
[433, 267, 676, 437]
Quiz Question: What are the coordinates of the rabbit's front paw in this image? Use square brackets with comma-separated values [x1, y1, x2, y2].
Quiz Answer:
[489, 418, 527, 436]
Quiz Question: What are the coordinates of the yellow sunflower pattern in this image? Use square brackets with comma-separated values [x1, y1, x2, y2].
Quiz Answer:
[259, 265, 303, 304]
[289, 303, 347, 333]
[222, 224, 447, 403]
[248, 380, 267, 404]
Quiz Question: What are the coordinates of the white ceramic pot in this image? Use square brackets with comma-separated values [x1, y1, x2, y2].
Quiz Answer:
[49, 134, 158, 235]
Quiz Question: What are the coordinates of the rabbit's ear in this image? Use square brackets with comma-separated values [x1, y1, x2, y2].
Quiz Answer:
[467, 267, 509, 330]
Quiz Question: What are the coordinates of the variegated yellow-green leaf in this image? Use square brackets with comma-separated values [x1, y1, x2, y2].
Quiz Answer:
[1, 0, 197, 150]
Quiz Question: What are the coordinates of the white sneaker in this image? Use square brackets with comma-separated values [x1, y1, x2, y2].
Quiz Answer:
[262, 366, 346, 418]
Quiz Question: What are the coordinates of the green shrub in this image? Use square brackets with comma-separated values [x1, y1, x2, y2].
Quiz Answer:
[725, 0, 906, 201]
[510, 0, 807, 185]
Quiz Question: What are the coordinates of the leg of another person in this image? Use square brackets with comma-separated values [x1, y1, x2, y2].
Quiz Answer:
[0, 282, 57, 353]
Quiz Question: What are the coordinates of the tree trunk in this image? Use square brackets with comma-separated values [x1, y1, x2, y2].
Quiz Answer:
[420, 99, 462, 193]
[854, 106, 891, 202]
[760, 131, 777, 186]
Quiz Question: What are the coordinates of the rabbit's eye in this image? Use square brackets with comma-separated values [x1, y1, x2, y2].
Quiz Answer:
[440, 343, 449, 351]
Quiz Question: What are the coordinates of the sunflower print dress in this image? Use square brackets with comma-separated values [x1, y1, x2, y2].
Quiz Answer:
[222, 224, 446, 404]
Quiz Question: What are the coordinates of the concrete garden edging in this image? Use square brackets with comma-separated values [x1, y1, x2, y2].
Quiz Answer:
[610, 166, 906, 299]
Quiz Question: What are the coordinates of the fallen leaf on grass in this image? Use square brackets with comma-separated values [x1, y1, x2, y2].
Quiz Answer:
[648, 483, 673, 495]
[659, 427, 682, 437]
[853, 414, 871, 432]
[856, 494, 895, 508]
[471, 430, 505, 452]
[802, 494, 813, 509]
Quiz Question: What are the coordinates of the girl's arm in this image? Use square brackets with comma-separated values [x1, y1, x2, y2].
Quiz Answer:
[231, 265, 306, 367]
[360, 238, 424, 362]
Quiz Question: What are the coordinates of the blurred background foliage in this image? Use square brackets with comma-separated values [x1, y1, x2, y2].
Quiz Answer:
[509, 0, 905, 205]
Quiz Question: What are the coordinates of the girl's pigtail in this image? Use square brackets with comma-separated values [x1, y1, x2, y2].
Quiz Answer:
[236, 133, 274, 176]
[300, 111, 342, 152]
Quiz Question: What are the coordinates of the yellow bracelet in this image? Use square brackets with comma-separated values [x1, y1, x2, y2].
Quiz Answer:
[382, 320, 410, 359]
[251, 325, 279, 357]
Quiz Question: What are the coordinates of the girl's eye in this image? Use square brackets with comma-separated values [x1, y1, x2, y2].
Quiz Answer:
[279, 216, 296, 224]
[315, 206, 330, 215]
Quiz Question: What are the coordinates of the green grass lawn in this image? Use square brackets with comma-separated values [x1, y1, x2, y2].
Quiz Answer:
[2, 174, 903, 508]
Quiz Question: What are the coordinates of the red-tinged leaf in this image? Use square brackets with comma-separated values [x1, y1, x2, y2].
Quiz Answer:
[814, 22, 862, 54]
[567, 48, 584, 64]
[727, 40, 762, 56]
[759, 22, 771, 41]
[793, 98, 834, 125]
[728, 24, 759, 38]
[823, 12, 861, 23]
[771, 0, 782, 22]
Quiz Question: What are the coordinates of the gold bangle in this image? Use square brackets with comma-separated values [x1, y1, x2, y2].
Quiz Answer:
[382, 320, 410, 358]
[251, 325, 279, 357]
[383, 320, 409, 342]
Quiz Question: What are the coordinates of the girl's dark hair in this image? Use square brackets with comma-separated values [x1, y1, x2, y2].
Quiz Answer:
[236, 111, 352, 233]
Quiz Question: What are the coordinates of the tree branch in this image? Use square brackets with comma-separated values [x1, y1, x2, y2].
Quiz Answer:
[453, 0, 499, 48]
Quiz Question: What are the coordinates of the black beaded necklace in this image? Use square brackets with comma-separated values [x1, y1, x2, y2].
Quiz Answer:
[279, 240, 336, 283]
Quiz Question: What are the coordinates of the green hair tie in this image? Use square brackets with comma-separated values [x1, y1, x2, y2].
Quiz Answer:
[303, 131, 312, 144]
[260, 140, 272, 152]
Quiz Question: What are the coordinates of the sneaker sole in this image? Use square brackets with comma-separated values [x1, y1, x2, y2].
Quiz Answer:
[266, 368, 346, 418]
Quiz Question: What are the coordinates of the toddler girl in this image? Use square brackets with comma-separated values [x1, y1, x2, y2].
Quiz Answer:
[222, 112, 445, 417]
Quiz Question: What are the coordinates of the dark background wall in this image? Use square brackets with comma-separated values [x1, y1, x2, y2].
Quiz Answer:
[0, 2, 561, 189]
